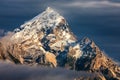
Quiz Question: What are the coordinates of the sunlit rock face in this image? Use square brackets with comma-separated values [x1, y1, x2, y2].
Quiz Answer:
[75, 37, 120, 80]
[8, 7, 77, 67]
[0, 7, 119, 80]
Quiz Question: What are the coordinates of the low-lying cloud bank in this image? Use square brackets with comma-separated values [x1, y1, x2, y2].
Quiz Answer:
[0, 62, 98, 80]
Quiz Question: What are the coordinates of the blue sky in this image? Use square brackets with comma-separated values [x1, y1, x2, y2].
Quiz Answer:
[0, 0, 120, 61]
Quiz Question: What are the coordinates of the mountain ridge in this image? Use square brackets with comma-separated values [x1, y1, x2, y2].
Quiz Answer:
[0, 7, 120, 80]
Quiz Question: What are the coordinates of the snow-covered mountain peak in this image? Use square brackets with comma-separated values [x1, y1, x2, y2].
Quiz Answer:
[46, 7, 54, 12]
[11, 7, 69, 43]
[80, 36, 91, 43]
[10, 7, 76, 58]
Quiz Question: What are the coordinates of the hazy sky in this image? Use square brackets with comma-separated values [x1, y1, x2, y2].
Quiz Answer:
[0, 0, 120, 61]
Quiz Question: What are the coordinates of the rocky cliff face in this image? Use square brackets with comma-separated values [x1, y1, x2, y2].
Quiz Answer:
[0, 7, 120, 80]
[75, 37, 120, 80]
[9, 7, 76, 67]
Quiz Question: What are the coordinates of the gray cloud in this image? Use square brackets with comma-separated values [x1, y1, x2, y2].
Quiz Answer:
[0, 62, 98, 80]
[0, 29, 5, 38]
[0, 29, 4, 33]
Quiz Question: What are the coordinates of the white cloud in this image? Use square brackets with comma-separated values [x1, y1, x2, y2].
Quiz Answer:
[41, 0, 120, 16]
[63, 1, 120, 8]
